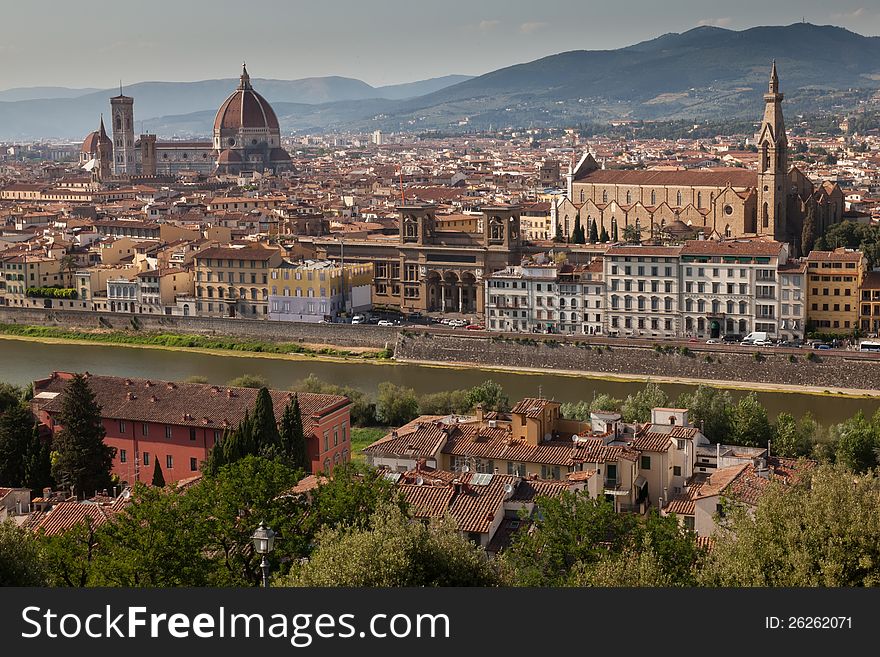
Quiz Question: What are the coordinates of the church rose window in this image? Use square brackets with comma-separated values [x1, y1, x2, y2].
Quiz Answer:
[724, 205, 733, 215]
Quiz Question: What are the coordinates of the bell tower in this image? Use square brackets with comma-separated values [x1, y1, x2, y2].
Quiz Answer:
[757, 61, 788, 239]
[110, 84, 136, 175]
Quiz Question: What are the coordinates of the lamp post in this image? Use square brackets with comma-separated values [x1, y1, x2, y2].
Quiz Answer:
[251, 521, 276, 588]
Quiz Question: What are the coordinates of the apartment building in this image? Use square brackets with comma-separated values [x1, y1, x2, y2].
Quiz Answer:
[859, 270, 880, 335]
[32, 372, 353, 484]
[193, 243, 284, 318]
[806, 247, 866, 334]
[267, 259, 373, 322]
[604, 245, 680, 338]
[0, 253, 65, 306]
[778, 262, 807, 341]
[484, 264, 559, 332]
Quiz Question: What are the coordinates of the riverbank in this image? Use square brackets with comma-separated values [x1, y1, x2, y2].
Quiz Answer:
[0, 325, 392, 363]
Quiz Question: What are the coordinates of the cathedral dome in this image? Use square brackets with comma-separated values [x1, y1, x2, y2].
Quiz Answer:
[213, 64, 280, 132]
[81, 117, 112, 155]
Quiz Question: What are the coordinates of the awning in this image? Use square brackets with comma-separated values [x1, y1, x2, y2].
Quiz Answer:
[634, 475, 647, 489]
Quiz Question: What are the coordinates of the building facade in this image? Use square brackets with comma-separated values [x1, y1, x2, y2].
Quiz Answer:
[806, 248, 866, 334]
[267, 259, 373, 322]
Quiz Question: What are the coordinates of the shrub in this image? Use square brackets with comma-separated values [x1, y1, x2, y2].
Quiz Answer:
[788, 354, 797, 363]
[806, 351, 818, 362]
[753, 352, 764, 362]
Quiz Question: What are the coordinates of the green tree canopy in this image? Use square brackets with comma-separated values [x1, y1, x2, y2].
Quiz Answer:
[772, 412, 814, 458]
[732, 392, 774, 448]
[51, 374, 115, 498]
[599, 223, 609, 243]
[588, 218, 599, 243]
[833, 411, 878, 473]
[279, 503, 501, 587]
[620, 384, 669, 423]
[375, 382, 420, 426]
[0, 403, 38, 487]
[252, 387, 281, 457]
[151, 460, 166, 487]
[466, 380, 510, 413]
[701, 464, 880, 586]
[279, 396, 309, 471]
[226, 374, 268, 389]
[0, 520, 47, 586]
[675, 386, 734, 444]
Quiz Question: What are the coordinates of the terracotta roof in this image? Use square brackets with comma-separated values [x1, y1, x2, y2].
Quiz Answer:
[31, 501, 116, 537]
[606, 245, 682, 257]
[34, 373, 349, 439]
[510, 397, 556, 419]
[806, 248, 863, 263]
[573, 168, 757, 188]
[195, 244, 281, 261]
[680, 240, 785, 257]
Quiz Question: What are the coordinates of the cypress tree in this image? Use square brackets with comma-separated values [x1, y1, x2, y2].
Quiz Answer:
[51, 374, 115, 499]
[801, 203, 816, 256]
[599, 224, 609, 243]
[554, 222, 563, 242]
[288, 395, 308, 472]
[23, 427, 53, 494]
[588, 218, 599, 243]
[252, 387, 280, 457]
[0, 403, 34, 487]
[611, 220, 618, 242]
[572, 216, 582, 244]
[151, 460, 166, 487]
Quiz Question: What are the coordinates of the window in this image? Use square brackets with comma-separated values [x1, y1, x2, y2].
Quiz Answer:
[119, 420, 126, 434]
[641, 455, 651, 470]
[190, 457, 198, 472]
[684, 516, 695, 531]
[323, 431, 329, 452]
[165, 425, 173, 439]
[673, 465, 681, 476]
[143, 452, 150, 467]
[189, 428, 197, 441]
[541, 465, 561, 480]
[166, 455, 174, 469]
[120, 449, 127, 463]
[508, 461, 526, 476]
[334, 427, 339, 446]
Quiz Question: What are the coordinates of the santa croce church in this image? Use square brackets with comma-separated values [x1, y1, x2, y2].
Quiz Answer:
[564, 63, 843, 253]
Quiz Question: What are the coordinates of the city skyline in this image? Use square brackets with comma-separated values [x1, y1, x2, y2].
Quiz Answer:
[2, 0, 879, 90]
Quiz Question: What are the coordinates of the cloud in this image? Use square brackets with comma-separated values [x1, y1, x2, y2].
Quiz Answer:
[697, 17, 733, 27]
[831, 8, 866, 19]
[478, 20, 500, 31]
[520, 21, 548, 34]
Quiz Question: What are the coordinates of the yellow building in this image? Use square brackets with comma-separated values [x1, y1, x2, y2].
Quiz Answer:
[193, 242, 284, 318]
[268, 259, 374, 322]
[806, 247, 866, 334]
[0, 254, 65, 306]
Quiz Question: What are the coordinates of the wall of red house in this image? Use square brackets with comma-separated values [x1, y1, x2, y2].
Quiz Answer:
[309, 406, 353, 474]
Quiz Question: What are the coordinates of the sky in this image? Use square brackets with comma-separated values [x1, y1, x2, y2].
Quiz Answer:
[2, 0, 880, 90]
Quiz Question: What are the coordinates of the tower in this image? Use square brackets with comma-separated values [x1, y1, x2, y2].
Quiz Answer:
[94, 116, 112, 183]
[110, 86, 136, 175]
[757, 61, 788, 238]
[140, 134, 157, 176]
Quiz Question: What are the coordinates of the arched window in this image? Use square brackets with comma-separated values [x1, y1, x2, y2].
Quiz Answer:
[762, 203, 769, 229]
[676, 191, 683, 207]
[579, 189, 585, 202]
[602, 190, 608, 204]
[725, 225, 732, 238]
[626, 190, 632, 204]
[739, 301, 747, 314]
[650, 190, 656, 205]
[697, 192, 702, 208]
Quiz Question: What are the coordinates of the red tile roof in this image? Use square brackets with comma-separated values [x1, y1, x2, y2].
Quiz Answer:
[573, 168, 757, 188]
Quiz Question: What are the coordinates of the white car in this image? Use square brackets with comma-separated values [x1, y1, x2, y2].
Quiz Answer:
[377, 320, 394, 327]
[705, 338, 720, 344]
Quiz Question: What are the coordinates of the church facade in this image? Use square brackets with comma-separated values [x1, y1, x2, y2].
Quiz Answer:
[564, 64, 843, 253]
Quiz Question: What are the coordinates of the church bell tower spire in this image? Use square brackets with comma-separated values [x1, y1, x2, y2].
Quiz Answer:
[757, 60, 788, 239]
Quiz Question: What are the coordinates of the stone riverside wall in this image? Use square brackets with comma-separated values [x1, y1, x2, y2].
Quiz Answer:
[394, 332, 880, 391]
[0, 307, 395, 349]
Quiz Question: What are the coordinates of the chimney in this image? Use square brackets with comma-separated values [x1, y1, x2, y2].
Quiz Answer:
[226, 389, 234, 398]
[475, 403, 484, 423]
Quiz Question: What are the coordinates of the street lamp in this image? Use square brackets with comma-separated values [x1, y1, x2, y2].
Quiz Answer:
[251, 521, 276, 588]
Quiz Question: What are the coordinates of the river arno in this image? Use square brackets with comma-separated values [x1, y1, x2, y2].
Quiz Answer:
[1, 337, 877, 425]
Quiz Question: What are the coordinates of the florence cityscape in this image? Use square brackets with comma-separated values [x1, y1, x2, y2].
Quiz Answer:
[3, 0, 880, 607]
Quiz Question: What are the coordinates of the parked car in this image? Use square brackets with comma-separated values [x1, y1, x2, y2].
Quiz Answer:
[705, 338, 720, 344]
[466, 324, 485, 331]
[722, 334, 742, 344]
[351, 315, 365, 325]
[377, 319, 394, 327]
[753, 339, 773, 347]
[816, 343, 832, 350]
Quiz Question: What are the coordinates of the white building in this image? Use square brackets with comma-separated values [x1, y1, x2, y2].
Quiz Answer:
[604, 245, 680, 338]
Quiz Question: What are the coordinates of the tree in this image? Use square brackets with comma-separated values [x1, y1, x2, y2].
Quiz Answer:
[801, 202, 816, 255]
[772, 412, 813, 458]
[502, 492, 700, 586]
[611, 220, 619, 242]
[0, 520, 46, 586]
[291, 375, 376, 426]
[0, 382, 23, 415]
[40, 518, 100, 587]
[834, 411, 878, 473]
[279, 396, 308, 471]
[571, 216, 585, 244]
[675, 386, 734, 444]
[554, 221, 563, 242]
[183, 375, 210, 384]
[418, 389, 471, 415]
[701, 464, 880, 586]
[151, 460, 166, 487]
[252, 387, 280, 457]
[51, 374, 115, 499]
[599, 223, 609, 243]
[622, 223, 641, 244]
[226, 374, 268, 389]
[466, 380, 510, 413]
[588, 218, 599, 243]
[279, 503, 500, 587]
[731, 393, 773, 448]
[24, 426, 53, 494]
[620, 384, 669, 423]
[375, 382, 420, 426]
[0, 403, 36, 487]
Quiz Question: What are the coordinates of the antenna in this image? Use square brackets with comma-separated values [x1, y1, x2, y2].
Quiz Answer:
[120, 79, 123, 96]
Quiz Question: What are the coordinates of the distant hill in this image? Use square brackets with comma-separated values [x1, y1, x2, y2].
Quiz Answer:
[0, 86, 101, 102]
[0, 74, 473, 139]
[5, 23, 880, 139]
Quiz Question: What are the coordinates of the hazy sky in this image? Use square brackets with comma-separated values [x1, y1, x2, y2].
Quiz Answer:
[2, 0, 879, 89]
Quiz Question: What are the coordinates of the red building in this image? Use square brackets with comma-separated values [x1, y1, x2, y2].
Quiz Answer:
[32, 372, 352, 485]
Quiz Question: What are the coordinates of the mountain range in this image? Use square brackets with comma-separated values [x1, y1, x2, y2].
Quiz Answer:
[3, 23, 880, 140]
